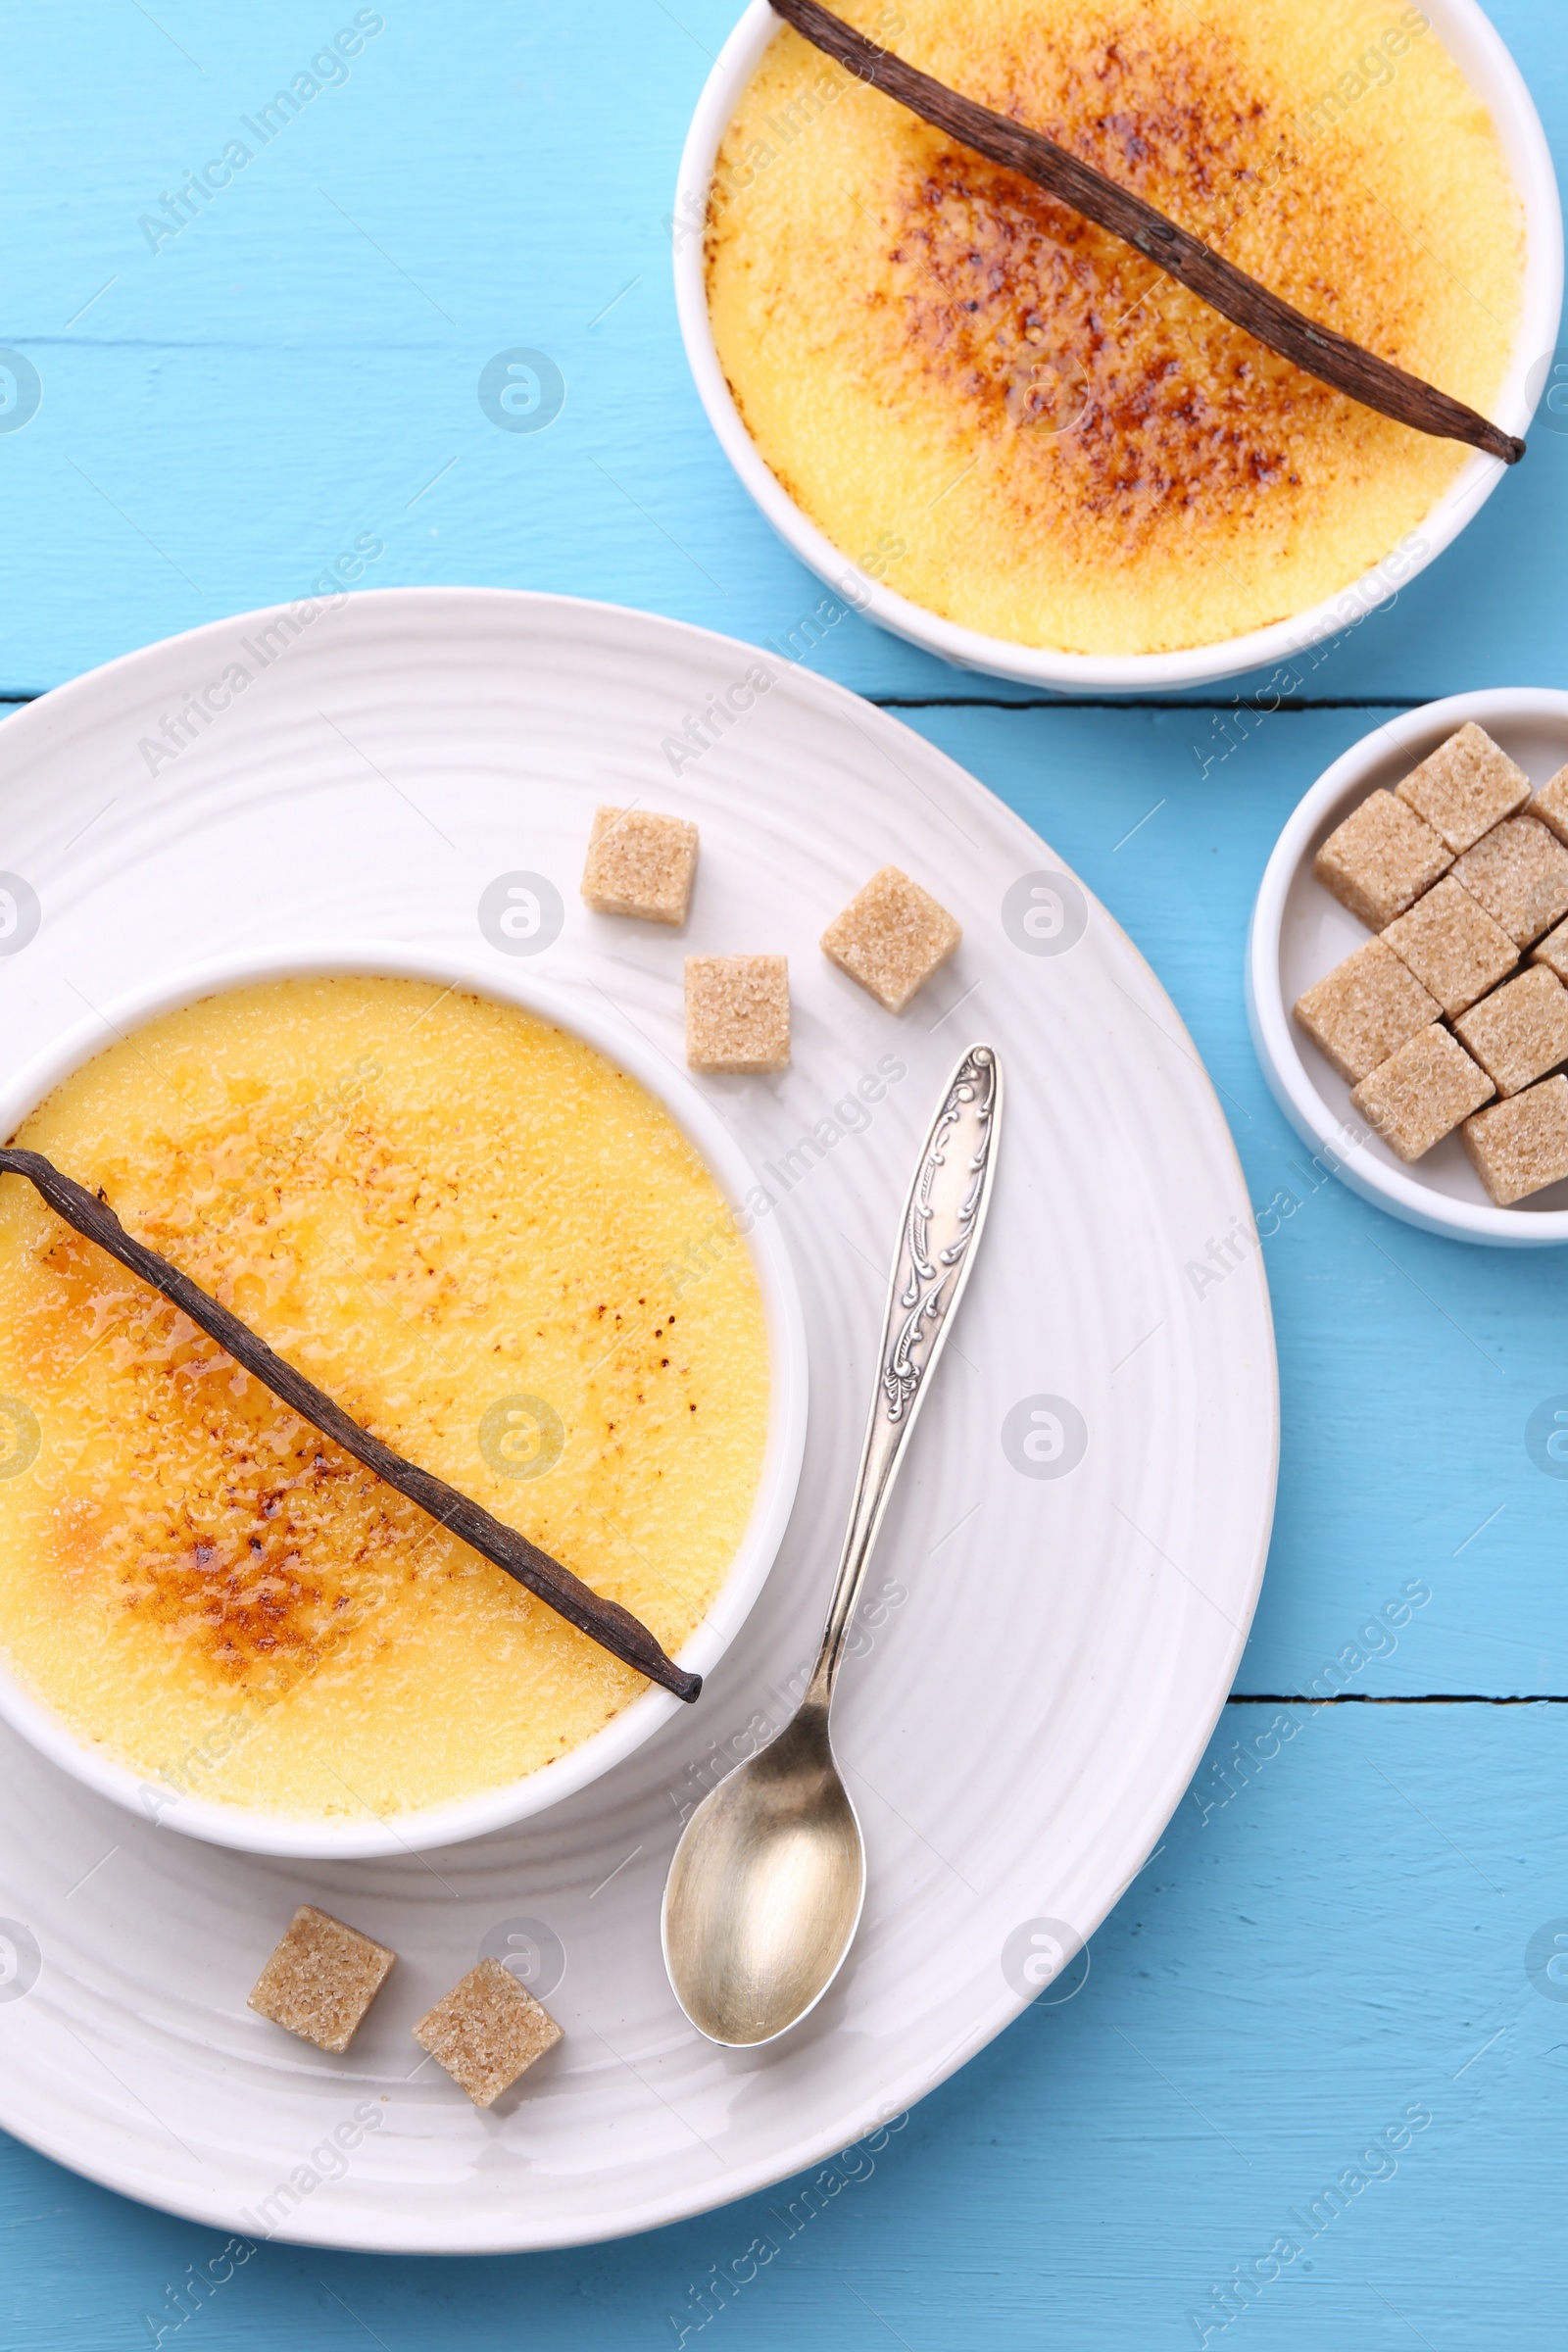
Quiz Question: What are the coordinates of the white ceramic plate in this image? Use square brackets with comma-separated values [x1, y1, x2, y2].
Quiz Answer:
[0, 588, 1276, 2249]
[0, 941, 808, 1859]
[673, 0, 1561, 694]
[1247, 688, 1568, 1247]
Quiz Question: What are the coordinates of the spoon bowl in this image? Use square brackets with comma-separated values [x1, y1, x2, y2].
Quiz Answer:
[662, 1704, 864, 2046]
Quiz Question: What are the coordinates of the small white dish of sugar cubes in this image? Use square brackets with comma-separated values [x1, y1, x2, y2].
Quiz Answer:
[1249, 690, 1568, 1246]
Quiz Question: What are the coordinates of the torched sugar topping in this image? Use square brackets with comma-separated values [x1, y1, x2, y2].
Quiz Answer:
[705, 0, 1523, 655]
[0, 977, 769, 1818]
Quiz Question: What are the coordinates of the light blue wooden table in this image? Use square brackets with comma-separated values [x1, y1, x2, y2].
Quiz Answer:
[3, 4, 1566, 2343]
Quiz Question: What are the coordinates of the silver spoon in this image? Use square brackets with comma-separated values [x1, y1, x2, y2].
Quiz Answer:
[662, 1044, 1004, 2046]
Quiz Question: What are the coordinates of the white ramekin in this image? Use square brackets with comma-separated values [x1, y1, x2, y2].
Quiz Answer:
[674, 0, 1562, 693]
[0, 942, 808, 1854]
[1248, 689, 1568, 1247]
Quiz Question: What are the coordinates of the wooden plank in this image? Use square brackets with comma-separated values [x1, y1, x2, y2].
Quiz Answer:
[0, 3, 1559, 702]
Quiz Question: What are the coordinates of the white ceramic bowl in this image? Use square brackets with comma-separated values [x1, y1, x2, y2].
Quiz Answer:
[0, 941, 809, 1855]
[674, 0, 1562, 694]
[1248, 690, 1568, 1246]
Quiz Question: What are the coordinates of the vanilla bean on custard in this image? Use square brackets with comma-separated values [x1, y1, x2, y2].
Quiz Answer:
[0, 1145, 703, 1704]
[768, 0, 1525, 466]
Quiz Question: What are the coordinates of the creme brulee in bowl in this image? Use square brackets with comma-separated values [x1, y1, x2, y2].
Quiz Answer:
[681, 0, 1556, 686]
[0, 952, 806, 1856]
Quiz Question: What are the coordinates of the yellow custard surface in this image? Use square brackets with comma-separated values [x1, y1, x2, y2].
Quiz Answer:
[0, 978, 769, 1819]
[706, 0, 1526, 655]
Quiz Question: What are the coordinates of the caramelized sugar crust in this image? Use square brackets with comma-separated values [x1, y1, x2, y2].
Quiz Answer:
[885, 136, 1322, 536]
[36, 1225, 377, 1685]
[706, 1, 1523, 654]
[0, 979, 769, 1818]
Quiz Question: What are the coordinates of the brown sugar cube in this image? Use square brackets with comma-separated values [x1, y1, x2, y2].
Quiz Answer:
[1380, 878, 1517, 1018]
[1394, 723, 1531, 855]
[412, 1957, 562, 2108]
[820, 865, 961, 1013]
[1349, 1024, 1494, 1162]
[1313, 790, 1451, 929]
[1528, 764, 1568, 849]
[685, 955, 789, 1073]
[1451, 816, 1568, 947]
[1292, 940, 1439, 1083]
[1532, 914, 1568, 985]
[1452, 964, 1568, 1098]
[1462, 1075, 1568, 1205]
[248, 1906, 395, 2053]
[581, 806, 699, 926]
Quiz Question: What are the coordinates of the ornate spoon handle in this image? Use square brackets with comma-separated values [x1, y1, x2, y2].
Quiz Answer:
[808, 1046, 1003, 1704]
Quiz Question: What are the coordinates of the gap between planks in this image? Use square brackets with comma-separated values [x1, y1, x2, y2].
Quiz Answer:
[872, 695, 1425, 712]
[1228, 1691, 1568, 1705]
[0, 694, 1429, 714]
